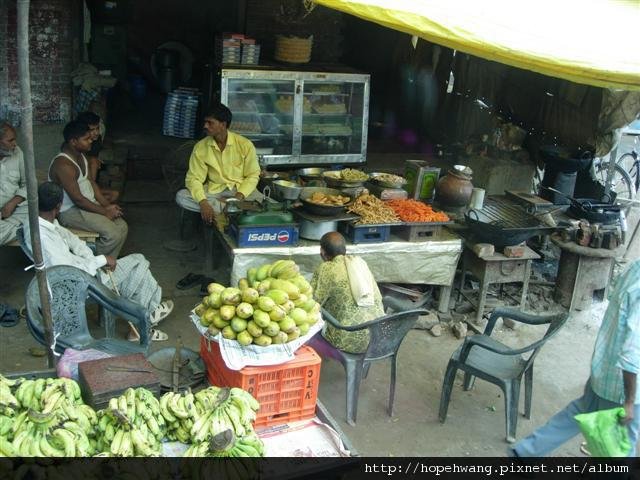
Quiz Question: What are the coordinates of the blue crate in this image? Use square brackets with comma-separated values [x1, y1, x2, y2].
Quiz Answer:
[340, 222, 391, 244]
[229, 223, 299, 248]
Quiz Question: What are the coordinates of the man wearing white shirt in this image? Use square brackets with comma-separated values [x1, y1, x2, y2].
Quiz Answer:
[23, 182, 172, 342]
[0, 121, 28, 246]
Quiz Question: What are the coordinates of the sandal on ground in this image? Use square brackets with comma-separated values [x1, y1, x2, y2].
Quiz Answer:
[150, 300, 174, 326]
[150, 328, 168, 342]
[0, 307, 19, 327]
[128, 328, 169, 342]
[176, 273, 205, 290]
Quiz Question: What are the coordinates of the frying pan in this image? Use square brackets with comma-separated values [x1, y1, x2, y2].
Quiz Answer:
[543, 187, 620, 224]
[464, 209, 554, 248]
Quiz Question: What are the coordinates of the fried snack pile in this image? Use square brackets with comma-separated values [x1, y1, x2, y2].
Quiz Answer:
[308, 192, 351, 206]
[347, 194, 400, 225]
[386, 199, 450, 223]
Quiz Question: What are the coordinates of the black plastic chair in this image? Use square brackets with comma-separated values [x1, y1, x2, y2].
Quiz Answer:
[312, 297, 429, 425]
[25, 265, 150, 355]
[438, 307, 568, 442]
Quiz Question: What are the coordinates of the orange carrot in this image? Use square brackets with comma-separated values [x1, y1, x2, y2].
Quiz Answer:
[385, 199, 450, 223]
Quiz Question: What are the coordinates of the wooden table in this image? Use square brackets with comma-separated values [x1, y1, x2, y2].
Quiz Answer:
[458, 244, 540, 324]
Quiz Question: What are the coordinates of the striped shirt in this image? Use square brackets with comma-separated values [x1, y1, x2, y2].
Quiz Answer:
[590, 259, 640, 404]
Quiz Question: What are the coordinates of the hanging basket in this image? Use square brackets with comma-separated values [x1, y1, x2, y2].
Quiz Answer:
[274, 35, 313, 64]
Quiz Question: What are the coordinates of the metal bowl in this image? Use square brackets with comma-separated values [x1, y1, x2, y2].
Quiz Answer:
[273, 179, 302, 201]
[297, 167, 326, 182]
[299, 187, 352, 216]
[369, 172, 407, 189]
[322, 171, 367, 188]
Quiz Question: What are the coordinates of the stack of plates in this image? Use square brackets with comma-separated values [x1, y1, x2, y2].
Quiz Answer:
[241, 43, 261, 65]
[274, 35, 313, 64]
[215, 37, 242, 64]
[162, 88, 201, 139]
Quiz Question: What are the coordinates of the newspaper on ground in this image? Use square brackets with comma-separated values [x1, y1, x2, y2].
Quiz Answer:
[257, 417, 351, 457]
[190, 311, 323, 370]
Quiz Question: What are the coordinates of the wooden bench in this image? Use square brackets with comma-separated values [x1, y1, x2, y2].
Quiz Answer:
[6, 228, 100, 248]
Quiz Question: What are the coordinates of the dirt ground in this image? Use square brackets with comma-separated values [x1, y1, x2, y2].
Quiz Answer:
[3, 189, 630, 457]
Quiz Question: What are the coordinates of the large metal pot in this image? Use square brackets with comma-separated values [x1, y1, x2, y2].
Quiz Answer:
[297, 168, 326, 183]
[273, 180, 302, 201]
[299, 219, 339, 240]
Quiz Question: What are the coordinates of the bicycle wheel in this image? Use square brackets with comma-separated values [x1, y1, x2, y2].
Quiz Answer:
[594, 161, 634, 199]
[617, 152, 639, 194]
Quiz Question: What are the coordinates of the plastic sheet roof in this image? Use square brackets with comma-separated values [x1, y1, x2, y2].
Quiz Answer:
[315, 0, 640, 90]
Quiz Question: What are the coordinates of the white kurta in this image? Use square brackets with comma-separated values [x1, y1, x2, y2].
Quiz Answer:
[24, 217, 161, 315]
[0, 146, 28, 245]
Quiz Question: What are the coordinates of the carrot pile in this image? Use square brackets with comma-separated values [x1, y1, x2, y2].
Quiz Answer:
[386, 199, 450, 223]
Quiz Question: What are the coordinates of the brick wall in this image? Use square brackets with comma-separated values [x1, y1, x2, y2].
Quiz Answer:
[0, 0, 75, 124]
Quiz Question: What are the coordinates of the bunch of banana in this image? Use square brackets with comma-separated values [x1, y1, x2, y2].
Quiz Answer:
[0, 410, 16, 441]
[10, 408, 94, 457]
[189, 387, 260, 443]
[13, 377, 82, 413]
[0, 376, 20, 411]
[95, 387, 165, 456]
[159, 389, 200, 443]
[183, 428, 264, 458]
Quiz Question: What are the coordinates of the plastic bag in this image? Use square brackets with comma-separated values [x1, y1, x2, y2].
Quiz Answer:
[574, 407, 632, 457]
[56, 348, 113, 380]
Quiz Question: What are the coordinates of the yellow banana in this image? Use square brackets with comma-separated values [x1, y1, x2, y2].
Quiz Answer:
[119, 431, 133, 456]
[118, 396, 128, 414]
[130, 428, 154, 456]
[104, 422, 115, 442]
[169, 394, 189, 419]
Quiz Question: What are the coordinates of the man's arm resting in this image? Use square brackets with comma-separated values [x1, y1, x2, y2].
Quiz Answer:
[0, 195, 25, 218]
[621, 370, 637, 425]
[52, 159, 109, 216]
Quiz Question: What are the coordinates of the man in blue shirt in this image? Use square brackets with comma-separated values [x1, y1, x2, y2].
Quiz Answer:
[510, 259, 640, 457]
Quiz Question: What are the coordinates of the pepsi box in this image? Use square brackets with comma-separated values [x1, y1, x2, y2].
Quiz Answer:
[229, 223, 299, 248]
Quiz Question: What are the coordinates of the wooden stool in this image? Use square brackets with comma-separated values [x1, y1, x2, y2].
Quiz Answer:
[458, 244, 540, 324]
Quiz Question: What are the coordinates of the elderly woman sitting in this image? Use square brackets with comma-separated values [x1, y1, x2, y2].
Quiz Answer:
[309, 231, 385, 354]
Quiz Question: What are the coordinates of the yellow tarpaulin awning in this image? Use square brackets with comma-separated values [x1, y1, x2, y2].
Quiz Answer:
[314, 0, 640, 90]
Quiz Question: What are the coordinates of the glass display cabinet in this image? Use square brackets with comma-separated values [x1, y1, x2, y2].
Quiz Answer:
[221, 68, 370, 167]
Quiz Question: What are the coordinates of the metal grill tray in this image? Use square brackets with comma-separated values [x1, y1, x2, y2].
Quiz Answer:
[292, 207, 359, 223]
[473, 196, 554, 231]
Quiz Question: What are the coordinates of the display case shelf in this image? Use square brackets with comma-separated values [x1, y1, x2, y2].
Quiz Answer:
[221, 68, 369, 167]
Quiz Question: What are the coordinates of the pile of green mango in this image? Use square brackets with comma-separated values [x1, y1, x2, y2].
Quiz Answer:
[195, 260, 321, 346]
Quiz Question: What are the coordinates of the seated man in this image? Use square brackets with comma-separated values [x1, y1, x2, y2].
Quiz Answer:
[49, 120, 128, 257]
[0, 121, 28, 246]
[76, 111, 119, 203]
[309, 231, 385, 354]
[176, 103, 261, 229]
[24, 182, 171, 342]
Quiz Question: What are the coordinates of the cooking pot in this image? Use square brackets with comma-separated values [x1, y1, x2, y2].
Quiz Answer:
[436, 168, 473, 207]
[299, 187, 352, 216]
[299, 219, 339, 240]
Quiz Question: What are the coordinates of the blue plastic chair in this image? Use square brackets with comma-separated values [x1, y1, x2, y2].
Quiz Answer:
[312, 296, 429, 425]
[25, 264, 150, 355]
[438, 307, 568, 442]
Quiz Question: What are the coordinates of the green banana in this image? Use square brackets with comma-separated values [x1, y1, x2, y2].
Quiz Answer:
[159, 393, 176, 423]
[0, 437, 15, 457]
[110, 428, 124, 455]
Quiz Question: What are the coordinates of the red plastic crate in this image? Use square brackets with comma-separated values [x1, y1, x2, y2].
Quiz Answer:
[200, 337, 321, 427]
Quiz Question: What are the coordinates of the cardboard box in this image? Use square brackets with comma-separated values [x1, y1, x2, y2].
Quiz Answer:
[404, 160, 440, 202]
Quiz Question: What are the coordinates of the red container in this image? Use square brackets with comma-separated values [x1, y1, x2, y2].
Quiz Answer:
[200, 337, 321, 427]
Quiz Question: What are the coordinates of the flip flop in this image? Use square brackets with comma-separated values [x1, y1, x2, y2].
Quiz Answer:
[0, 307, 19, 327]
[176, 273, 205, 290]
